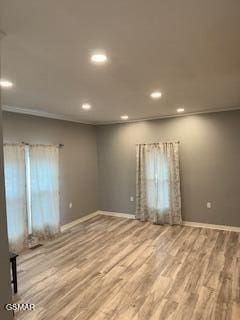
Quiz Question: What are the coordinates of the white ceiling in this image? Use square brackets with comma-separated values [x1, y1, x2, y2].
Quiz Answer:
[1, 0, 240, 124]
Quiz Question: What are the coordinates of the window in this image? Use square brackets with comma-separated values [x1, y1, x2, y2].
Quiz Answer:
[136, 142, 181, 225]
[29, 145, 60, 237]
[4, 145, 27, 251]
[25, 145, 32, 235]
[145, 150, 170, 211]
[4, 144, 60, 252]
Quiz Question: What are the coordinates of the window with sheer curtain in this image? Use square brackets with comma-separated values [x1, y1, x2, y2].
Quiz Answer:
[29, 145, 60, 239]
[3, 144, 60, 252]
[4, 145, 28, 252]
[145, 149, 170, 212]
[135, 142, 182, 225]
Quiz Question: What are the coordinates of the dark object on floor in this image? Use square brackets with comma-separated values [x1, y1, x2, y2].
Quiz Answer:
[10, 252, 18, 294]
[29, 243, 43, 250]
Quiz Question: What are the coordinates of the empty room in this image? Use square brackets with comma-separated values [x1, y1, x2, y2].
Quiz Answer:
[0, 1, 240, 319]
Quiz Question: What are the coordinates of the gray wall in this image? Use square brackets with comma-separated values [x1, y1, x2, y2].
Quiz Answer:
[3, 109, 240, 228]
[2, 112, 98, 226]
[97, 110, 240, 227]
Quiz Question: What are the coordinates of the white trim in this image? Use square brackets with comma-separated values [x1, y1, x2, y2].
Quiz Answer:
[60, 210, 135, 232]
[94, 107, 240, 125]
[3, 104, 240, 126]
[60, 211, 99, 232]
[97, 210, 136, 219]
[99, 211, 240, 232]
[183, 221, 240, 233]
[97, 211, 240, 232]
[60, 210, 240, 233]
[2, 105, 92, 125]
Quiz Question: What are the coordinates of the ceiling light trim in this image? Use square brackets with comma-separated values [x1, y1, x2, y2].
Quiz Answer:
[177, 108, 185, 113]
[91, 53, 108, 64]
[150, 91, 162, 99]
[82, 103, 91, 110]
[0, 79, 13, 88]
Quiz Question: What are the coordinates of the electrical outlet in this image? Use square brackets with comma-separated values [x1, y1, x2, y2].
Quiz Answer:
[130, 196, 134, 202]
[206, 202, 212, 209]
[69, 202, 72, 209]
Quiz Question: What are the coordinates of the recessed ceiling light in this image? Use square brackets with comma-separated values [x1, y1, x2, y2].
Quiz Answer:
[177, 108, 185, 113]
[0, 79, 13, 88]
[91, 53, 108, 64]
[82, 103, 91, 110]
[121, 115, 129, 120]
[150, 91, 162, 99]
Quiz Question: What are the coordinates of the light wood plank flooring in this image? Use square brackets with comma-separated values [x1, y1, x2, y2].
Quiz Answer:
[14, 215, 240, 320]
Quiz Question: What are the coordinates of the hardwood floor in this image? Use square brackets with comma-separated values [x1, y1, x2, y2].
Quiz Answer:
[14, 215, 240, 320]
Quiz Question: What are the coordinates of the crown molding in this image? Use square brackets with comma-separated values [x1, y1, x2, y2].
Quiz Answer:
[2, 104, 240, 126]
[2, 105, 93, 125]
[94, 106, 240, 125]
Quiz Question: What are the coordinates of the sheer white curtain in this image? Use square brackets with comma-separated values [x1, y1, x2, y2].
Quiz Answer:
[136, 142, 182, 225]
[4, 144, 28, 251]
[30, 145, 60, 239]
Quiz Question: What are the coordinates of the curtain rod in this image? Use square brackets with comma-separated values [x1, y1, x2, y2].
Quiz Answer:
[21, 142, 64, 148]
[136, 141, 180, 145]
[4, 143, 64, 148]
[3, 142, 64, 148]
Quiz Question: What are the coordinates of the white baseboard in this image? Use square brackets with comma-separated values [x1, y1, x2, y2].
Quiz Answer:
[97, 210, 136, 220]
[61, 211, 99, 232]
[99, 211, 240, 232]
[61, 210, 135, 232]
[61, 210, 240, 233]
[183, 221, 240, 233]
